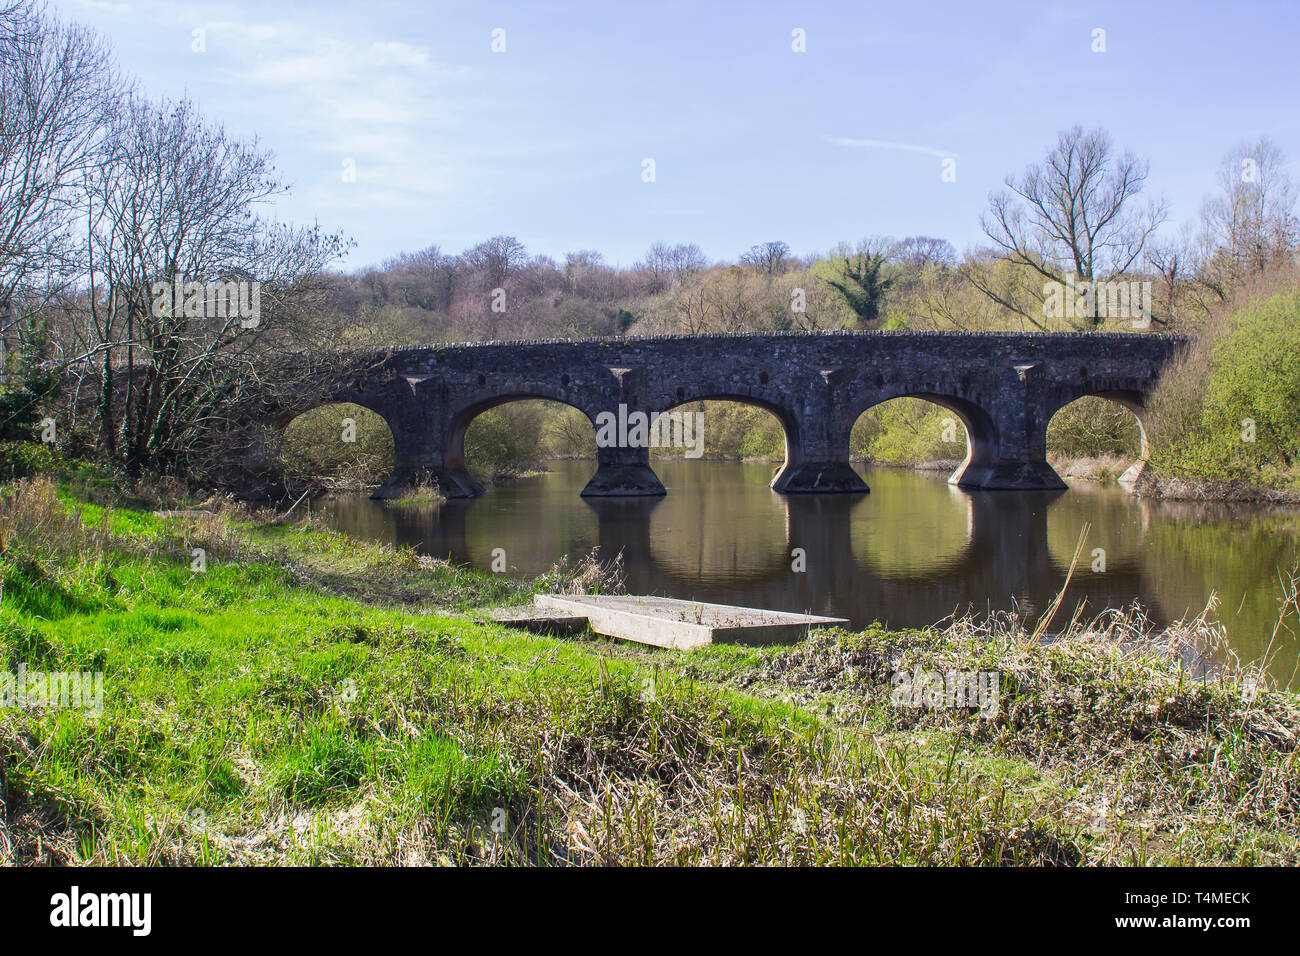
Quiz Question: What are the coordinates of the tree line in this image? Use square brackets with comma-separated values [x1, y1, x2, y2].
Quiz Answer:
[3, 0, 1299, 490]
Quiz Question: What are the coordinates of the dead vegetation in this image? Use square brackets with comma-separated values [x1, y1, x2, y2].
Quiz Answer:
[731, 592, 1300, 863]
[0, 476, 258, 566]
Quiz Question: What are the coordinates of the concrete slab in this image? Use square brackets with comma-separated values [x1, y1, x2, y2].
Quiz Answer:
[474, 606, 589, 635]
[533, 594, 847, 650]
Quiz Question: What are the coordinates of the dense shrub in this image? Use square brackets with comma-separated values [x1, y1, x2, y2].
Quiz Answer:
[464, 402, 547, 475]
[282, 403, 395, 486]
[852, 399, 962, 464]
[0, 441, 64, 481]
[679, 402, 784, 460]
[1150, 288, 1300, 487]
[1205, 289, 1300, 474]
[1046, 397, 1142, 458]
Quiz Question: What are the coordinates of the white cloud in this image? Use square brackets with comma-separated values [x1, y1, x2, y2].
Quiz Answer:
[825, 136, 957, 159]
[194, 17, 478, 207]
[200, 19, 290, 47]
[59, 0, 542, 253]
[367, 41, 430, 71]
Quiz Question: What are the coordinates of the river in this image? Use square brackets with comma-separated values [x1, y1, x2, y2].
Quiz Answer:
[321, 459, 1300, 687]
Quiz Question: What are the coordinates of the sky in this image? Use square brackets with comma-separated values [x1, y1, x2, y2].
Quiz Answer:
[53, 0, 1300, 272]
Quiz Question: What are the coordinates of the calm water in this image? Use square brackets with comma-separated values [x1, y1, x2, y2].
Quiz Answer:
[322, 460, 1300, 687]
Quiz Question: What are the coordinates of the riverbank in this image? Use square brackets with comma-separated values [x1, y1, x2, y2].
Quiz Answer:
[867, 454, 1136, 485]
[853, 457, 964, 475]
[473, 462, 552, 487]
[1, 476, 1297, 865]
[1132, 468, 1300, 504]
[855, 452, 1300, 502]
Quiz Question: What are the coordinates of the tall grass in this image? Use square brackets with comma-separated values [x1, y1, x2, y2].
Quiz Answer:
[3, 479, 1298, 866]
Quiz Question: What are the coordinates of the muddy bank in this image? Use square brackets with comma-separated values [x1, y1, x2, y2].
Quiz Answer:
[1050, 455, 1131, 483]
[850, 457, 962, 475]
[1132, 468, 1300, 504]
[859, 454, 1300, 505]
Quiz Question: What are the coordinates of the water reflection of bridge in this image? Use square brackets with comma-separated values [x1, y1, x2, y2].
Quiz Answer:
[393, 478, 1165, 630]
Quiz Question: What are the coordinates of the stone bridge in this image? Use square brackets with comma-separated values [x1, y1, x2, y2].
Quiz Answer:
[273, 331, 1189, 498]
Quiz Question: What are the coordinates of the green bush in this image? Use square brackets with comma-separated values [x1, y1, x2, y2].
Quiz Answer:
[852, 399, 963, 463]
[645, 401, 785, 461]
[738, 418, 784, 458]
[1205, 288, 1300, 475]
[1046, 397, 1141, 458]
[540, 403, 597, 458]
[464, 402, 546, 475]
[1150, 288, 1300, 486]
[0, 440, 64, 481]
[282, 403, 395, 484]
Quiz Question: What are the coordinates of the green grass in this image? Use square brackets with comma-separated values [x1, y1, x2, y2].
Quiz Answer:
[1, 477, 1297, 865]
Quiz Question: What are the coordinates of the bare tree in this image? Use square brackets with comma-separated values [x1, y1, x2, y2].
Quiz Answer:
[1143, 222, 1207, 330]
[0, 0, 117, 364]
[893, 236, 956, 269]
[637, 241, 707, 292]
[637, 241, 673, 292]
[1198, 137, 1299, 297]
[665, 242, 706, 282]
[671, 277, 712, 334]
[68, 94, 349, 477]
[973, 125, 1167, 328]
[462, 235, 527, 289]
[740, 241, 791, 276]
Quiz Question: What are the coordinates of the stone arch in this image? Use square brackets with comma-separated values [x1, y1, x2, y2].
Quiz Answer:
[655, 391, 802, 472]
[279, 399, 399, 489]
[849, 391, 1001, 488]
[444, 389, 602, 496]
[268, 386, 399, 431]
[1058, 389, 1149, 457]
[1045, 388, 1150, 486]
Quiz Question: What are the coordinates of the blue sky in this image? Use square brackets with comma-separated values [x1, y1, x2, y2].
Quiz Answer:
[56, 0, 1300, 271]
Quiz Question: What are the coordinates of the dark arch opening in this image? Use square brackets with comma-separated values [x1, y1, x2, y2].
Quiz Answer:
[1046, 392, 1148, 481]
[282, 401, 396, 490]
[450, 396, 596, 484]
[656, 395, 799, 475]
[850, 393, 998, 484]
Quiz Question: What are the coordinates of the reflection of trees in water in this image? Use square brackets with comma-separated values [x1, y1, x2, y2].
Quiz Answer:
[533, 466, 1152, 630]
[322, 495, 401, 548]
[644, 465, 788, 582]
[459, 467, 600, 571]
[1046, 487, 1149, 571]
[1138, 507, 1300, 667]
[848, 481, 972, 576]
[323, 464, 1300, 686]
[626, 466, 1157, 630]
[330, 464, 1157, 626]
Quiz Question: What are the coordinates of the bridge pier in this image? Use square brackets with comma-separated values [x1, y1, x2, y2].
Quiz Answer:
[373, 419, 485, 499]
[953, 458, 1067, 491]
[580, 446, 666, 497]
[949, 382, 1066, 491]
[771, 460, 870, 494]
[770, 373, 869, 495]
